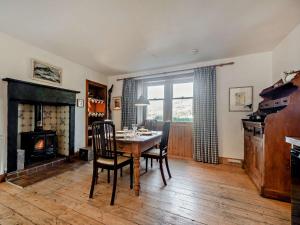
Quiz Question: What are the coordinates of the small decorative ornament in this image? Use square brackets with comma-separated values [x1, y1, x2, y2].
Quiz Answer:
[77, 99, 84, 108]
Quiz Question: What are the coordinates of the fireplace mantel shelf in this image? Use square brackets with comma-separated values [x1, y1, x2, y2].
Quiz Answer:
[2, 78, 80, 94]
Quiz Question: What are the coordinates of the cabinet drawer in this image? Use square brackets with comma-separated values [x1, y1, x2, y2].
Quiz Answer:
[281, 97, 289, 106]
[260, 101, 274, 109]
[273, 97, 289, 107]
[274, 99, 281, 107]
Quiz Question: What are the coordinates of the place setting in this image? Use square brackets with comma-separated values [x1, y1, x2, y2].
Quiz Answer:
[116, 124, 156, 139]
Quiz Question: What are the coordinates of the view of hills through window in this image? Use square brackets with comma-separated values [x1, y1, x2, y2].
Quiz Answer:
[172, 82, 193, 122]
[146, 81, 193, 122]
[146, 85, 164, 121]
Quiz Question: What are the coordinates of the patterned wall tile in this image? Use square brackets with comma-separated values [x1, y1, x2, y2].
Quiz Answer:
[18, 104, 34, 133]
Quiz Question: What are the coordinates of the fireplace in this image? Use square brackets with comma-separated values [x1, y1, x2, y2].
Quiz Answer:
[3, 78, 79, 172]
[21, 130, 58, 165]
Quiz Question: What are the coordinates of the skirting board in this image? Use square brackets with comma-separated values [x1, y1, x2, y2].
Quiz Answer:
[219, 157, 243, 167]
[169, 155, 243, 167]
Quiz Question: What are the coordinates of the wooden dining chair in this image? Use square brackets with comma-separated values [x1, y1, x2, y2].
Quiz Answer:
[143, 119, 158, 131]
[142, 119, 159, 166]
[141, 121, 172, 185]
[89, 121, 133, 205]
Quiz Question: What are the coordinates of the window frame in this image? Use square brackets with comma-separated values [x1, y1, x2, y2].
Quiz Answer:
[171, 79, 193, 122]
[144, 81, 166, 121]
[144, 76, 194, 123]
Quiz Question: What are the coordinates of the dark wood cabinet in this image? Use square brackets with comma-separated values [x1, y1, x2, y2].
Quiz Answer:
[243, 72, 300, 202]
[243, 121, 264, 193]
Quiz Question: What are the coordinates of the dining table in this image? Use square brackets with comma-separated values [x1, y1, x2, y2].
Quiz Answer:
[115, 131, 162, 196]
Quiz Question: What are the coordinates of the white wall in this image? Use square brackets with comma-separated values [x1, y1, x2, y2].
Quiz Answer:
[108, 52, 273, 159]
[273, 24, 300, 82]
[0, 32, 107, 174]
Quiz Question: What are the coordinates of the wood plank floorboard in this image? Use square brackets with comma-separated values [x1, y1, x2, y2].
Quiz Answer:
[0, 159, 290, 225]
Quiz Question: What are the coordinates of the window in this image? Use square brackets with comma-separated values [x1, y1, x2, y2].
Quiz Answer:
[145, 77, 193, 123]
[146, 85, 164, 121]
[172, 82, 193, 122]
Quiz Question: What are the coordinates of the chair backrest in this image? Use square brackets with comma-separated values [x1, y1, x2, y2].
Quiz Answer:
[144, 119, 158, 131]
[160, 121, 171, 155]
[92, 121, 117, 161]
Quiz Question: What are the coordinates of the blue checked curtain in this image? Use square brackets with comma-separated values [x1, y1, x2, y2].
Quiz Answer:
[193, 66, 219, 164]
[121, 79, 138, 129]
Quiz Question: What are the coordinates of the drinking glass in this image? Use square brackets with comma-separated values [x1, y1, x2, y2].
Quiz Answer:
[132, 124, 138, 134]
[123, 126, 129, 139]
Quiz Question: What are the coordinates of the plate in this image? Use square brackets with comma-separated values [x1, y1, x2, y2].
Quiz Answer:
[116, 130, 125, 133]
[138, 128, 149, 132]
[138, 131, 153, 136]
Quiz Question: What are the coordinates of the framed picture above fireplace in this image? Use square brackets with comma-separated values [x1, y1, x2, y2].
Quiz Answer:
[32, 59, 62, 85]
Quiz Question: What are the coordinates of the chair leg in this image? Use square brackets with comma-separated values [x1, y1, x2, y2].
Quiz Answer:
[159, 158, 167, 186]
[151, 158, 153, 168]
[130, 160, 133, 189]
[110, 168, 118, 205]
[120, 168, 123, 177]
[107, 169, 110, 183]
[89, 166, 97, 198]
[95, 168, 99, 184]
[145, 157, 148, 172]
[165, 157, 172, 178]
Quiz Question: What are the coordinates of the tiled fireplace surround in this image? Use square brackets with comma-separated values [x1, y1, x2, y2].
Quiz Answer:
[3, 78, 79, 173]
[18, 104, 70, 155]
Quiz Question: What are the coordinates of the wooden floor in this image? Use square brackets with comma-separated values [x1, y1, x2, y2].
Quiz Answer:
[0, 159, 290, 225]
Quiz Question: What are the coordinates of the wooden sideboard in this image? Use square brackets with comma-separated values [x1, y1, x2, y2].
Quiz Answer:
[243, 121, 264, 192]
[243, 72, 300, 202]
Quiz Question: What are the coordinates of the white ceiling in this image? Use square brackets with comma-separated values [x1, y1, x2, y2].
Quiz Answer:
[0, 0, 300, 75]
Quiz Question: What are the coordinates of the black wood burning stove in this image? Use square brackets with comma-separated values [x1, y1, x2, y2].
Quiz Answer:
[20, 104, 58, 165]
[21, 130, 58, 165]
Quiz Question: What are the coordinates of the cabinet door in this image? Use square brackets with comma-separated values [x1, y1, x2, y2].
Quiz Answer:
[244, 133, 252, 170]
[251, 136, 263, 188]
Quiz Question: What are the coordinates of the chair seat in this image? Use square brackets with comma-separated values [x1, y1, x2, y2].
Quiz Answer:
[97, 155, 131, 166]
[142, 148, 165, 158]
[117, 150, 132, 158]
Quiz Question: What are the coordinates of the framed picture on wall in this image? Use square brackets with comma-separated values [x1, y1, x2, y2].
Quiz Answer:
[113, 97, 121, 110]
[32, 59, 62, 85]
[229, 86, 253, 112]
[77, 99, 84, 108]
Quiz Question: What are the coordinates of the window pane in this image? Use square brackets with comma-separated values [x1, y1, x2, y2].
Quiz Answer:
[147, 100, 163, 121]
[147, 85, 164, 99]
[173, 82, 193, 98]
[172, 99, 193, 122]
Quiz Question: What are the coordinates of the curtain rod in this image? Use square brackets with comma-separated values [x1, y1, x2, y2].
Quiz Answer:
[116, 62, 234, 81]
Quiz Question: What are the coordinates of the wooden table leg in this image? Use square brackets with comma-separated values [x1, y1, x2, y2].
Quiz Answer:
[132, 143, 141, 196]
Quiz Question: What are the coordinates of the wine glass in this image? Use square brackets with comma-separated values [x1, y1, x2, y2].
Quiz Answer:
[132, 124, 138, 135]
